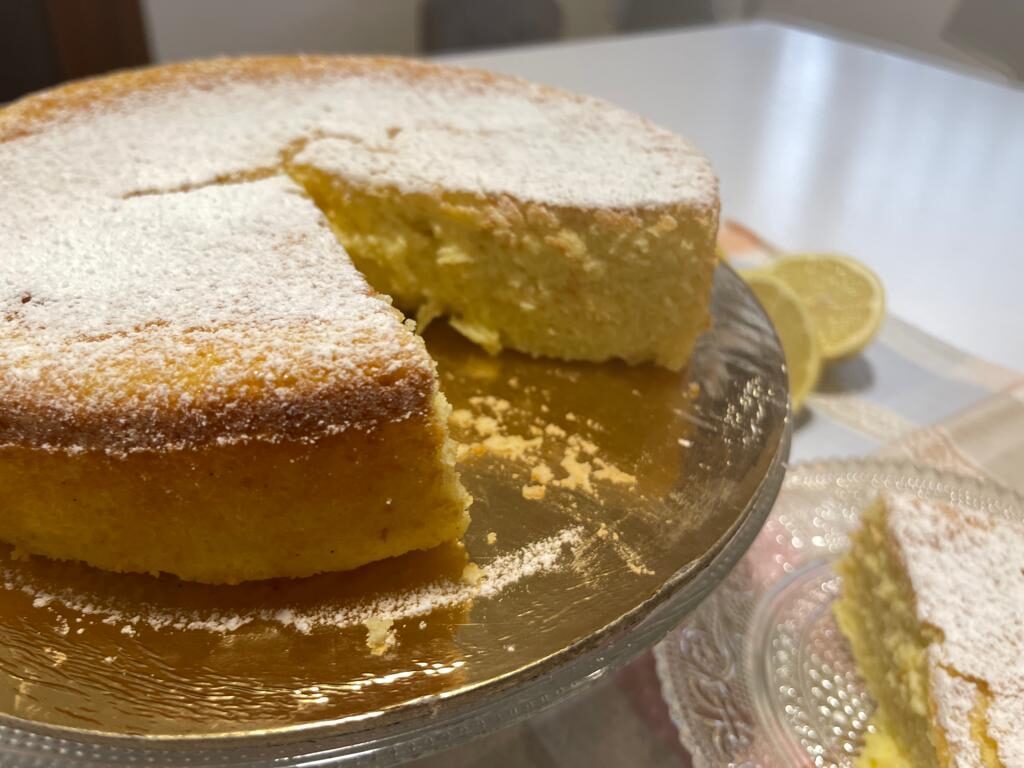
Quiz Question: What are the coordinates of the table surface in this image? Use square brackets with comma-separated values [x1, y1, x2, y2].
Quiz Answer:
[449, 21, 1024, 373]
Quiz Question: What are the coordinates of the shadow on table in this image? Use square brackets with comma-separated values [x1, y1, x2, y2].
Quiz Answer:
[793, 406, 813, 431]
[817, 354, 876, 395]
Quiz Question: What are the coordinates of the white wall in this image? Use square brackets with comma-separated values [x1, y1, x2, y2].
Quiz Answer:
[142, 0, 420, 61]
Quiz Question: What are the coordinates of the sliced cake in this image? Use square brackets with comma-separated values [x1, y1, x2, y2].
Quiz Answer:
[0, 56, 719, 583]
[835, 492, 1023, 767]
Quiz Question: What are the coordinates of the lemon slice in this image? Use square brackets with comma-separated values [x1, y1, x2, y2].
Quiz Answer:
[767, 254, 884, 360]
[743, 271, 822, 412]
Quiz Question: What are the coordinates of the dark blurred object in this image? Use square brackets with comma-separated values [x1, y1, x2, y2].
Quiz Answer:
[0, 3, 56, 102]
[420, 0, 562, 53]
[1, 0, 149, 103]
[615, 0, 716, 32]
[943, 0, 1024, 81]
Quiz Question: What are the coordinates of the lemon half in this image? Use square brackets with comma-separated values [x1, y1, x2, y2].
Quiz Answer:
[743, 271, 822, 412]
[767, 254, 885, 360]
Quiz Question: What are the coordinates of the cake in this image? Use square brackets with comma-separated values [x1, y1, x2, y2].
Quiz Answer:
[835, 492, 1023, 767]
[0, 56, 719, 583]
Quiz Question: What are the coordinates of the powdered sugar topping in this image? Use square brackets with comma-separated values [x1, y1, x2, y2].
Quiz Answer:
[2, 58, 716, 209]
[3, 526, 583, 636]
[0, 57, 715, 450]
[885, 493, 1024, 767]
[1, 176, 430, 452]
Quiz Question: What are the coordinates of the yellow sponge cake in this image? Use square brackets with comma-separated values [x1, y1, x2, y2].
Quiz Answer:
[835, 493, 1024, 767]
[0, 56, 719, 583]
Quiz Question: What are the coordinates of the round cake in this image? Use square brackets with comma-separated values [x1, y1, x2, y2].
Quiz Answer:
[0, 56, 719, 583]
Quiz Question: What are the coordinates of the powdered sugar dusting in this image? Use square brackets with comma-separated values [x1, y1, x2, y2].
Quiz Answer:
[884, 493, 1024, 767]
[0, 56, 714, 452]
[294, 106, 715, 208]
[1, 176, 431, 452]
[3, 527, 583, 637]
[928, 661, 984, 768]
[2, 57, 715, 210]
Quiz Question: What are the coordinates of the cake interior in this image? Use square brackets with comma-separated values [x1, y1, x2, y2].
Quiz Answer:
[0, 391, 468, 585]
[835, 497, 1007, 768]
[290, 161, 715, 370]
[834, 497, 942, 767]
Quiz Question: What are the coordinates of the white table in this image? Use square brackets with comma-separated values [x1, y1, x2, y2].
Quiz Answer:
[450, 22, 1024, 373]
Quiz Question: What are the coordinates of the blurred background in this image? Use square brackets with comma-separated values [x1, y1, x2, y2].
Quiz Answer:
[3, 0, 1022, 103]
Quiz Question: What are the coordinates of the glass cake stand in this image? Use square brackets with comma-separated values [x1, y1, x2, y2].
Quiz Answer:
[0, 265, 791, 767]
[656, 458, 1024, 767]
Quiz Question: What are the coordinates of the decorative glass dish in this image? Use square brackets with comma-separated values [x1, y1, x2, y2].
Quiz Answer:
[0, 265, 790, 766]
[656, 457, 1023, 767]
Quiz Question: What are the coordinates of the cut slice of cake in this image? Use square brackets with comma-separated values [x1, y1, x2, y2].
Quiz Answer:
[0, 177, 470, 584]
[835, 492, 1023, 767]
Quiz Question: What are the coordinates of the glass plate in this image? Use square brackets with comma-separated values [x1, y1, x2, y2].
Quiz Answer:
[0, 265, 790, 766]
[655, 457, 1024, 768]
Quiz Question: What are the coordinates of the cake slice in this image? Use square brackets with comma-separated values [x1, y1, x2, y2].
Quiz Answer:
[0, 177, 469, 584]
[834, 492, 1023, 767]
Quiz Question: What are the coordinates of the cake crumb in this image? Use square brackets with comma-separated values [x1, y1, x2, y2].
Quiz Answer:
[449, 408, 474, 430]
[455, 442, 487, 462]
[678, 438, 692, 448]
[565, 412, 577, 422]
[461, 562, 483, 586]
[506, 644, 516, 652]
[593, 459, 637, 486]
[556, 448, 594, 494]
[544, 423, 567, 438]
[473, 416, 499, 437]
[469, 395, 512, 415]
[480, 434, 541, 460]
[530, 463, 554, 485]
[364, 617, 396, 656]
[522, 484, 547, 501]
[597, 523, 610, 539]
[486, 531, 498, 545]
[418, 620, 427, 630]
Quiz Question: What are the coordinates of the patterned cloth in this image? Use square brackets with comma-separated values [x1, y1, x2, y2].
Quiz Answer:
[411, 222, 1024, 767]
